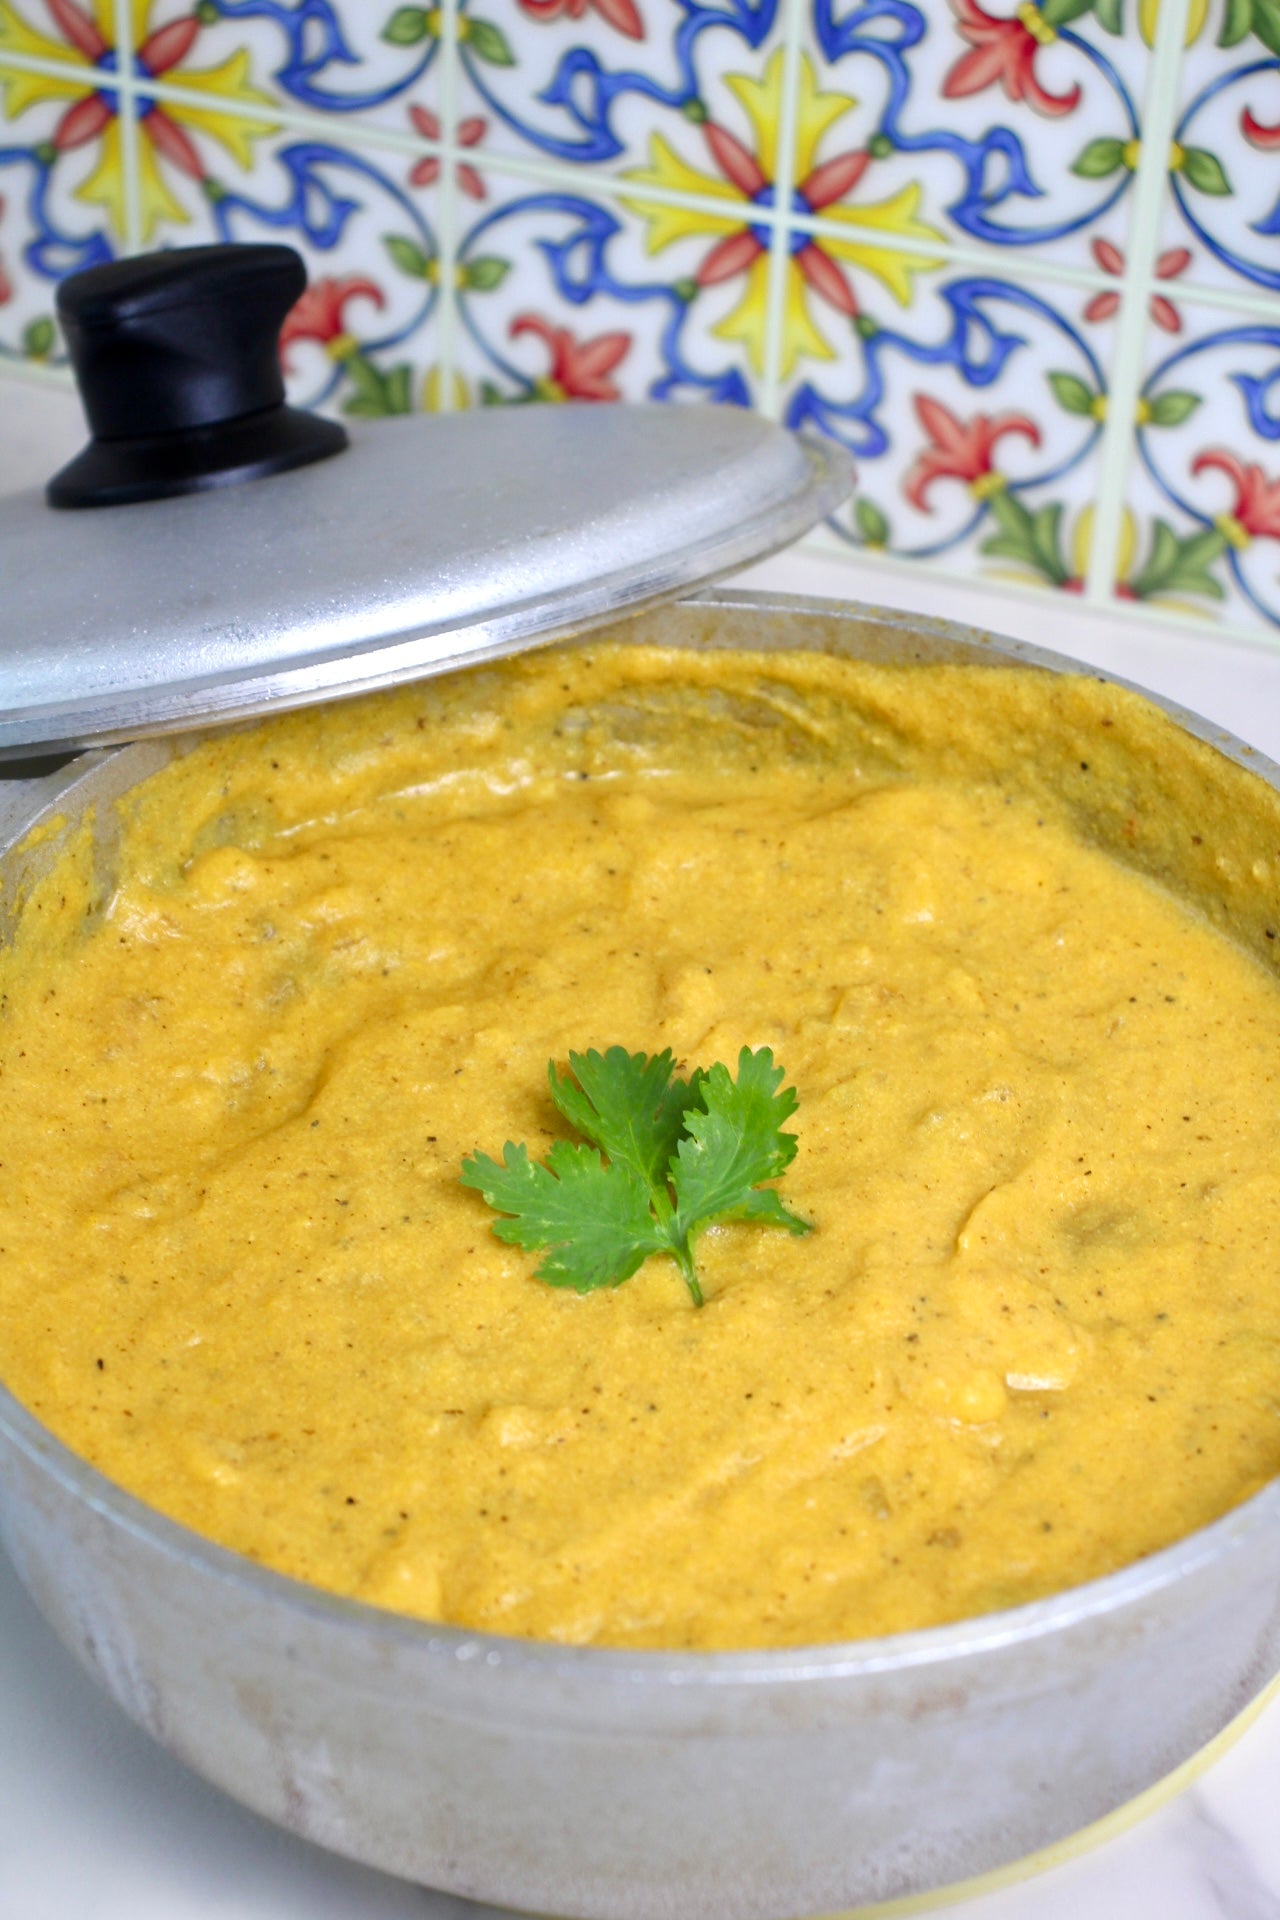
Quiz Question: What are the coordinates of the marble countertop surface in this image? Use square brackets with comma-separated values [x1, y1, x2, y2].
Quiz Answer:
[3, 378, 1280, 1920]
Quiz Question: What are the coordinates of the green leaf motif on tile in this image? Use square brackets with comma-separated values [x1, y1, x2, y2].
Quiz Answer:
[1219, 0, 1254, 42]
[980, 490, 1070, 587]
[465, 16, 515, 63]
[1041, 0, 1094, 25]
[854, 497, 890, 545]
[464, 254, 510, 291]
[22, 316, 54, 359]
[1129, 519, 1227, 602]
[382, 5, 433, 45]
[384, 233, 433, 281]
[1072, 136, 1128, 178]
[1028, 503, 1070, 584]
[1169, 526, 1230, 589]
[1179, 146, 1232, 194]
[1048, 371, 1095, 417]
[344, 354, 384, 413]
[1132, 518, 1180, 594]
[1145, 389, 1201, 427]
[385, 364, 413, 414]
[1091, 0, 1124, 32]
[343, 354, 415, 419]
[1250, 0, 1280, 53]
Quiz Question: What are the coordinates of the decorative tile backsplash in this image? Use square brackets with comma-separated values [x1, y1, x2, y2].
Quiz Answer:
[1, 0, 1278, 644]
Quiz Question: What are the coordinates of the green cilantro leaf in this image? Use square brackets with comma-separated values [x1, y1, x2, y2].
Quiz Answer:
[548, 1046, 705, 1195]
[459, 1139, 665, 1292]
[460, 1046, 810, 1306]
[671, 1049, 808, 1236]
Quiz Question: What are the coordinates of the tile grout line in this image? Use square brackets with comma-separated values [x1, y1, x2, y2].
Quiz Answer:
[793, 207, 1116, 293]
[793, 528, 1280, 654]
[0, 49, 453, 151]
[48, 56, 1113, 279]
[1068, 592, 1280, 653]
[13, 48, 1279, 319]
[51, 57, 1280, 319]
[1082, 0, 1192, 604]
[758, 0, 806, 420]
[7, 24, 1278, 521]
[1159, 276, 1280, 320]
[433, 0, 460, 412]
[91, 65, 809, 236]
[111, 0, 144, 255]
[34, 62, 792, 244]
[0, 357, 75, 389]
[0, 52, 1180, 286]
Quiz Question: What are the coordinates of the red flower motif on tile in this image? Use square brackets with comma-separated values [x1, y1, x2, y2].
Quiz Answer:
[3, 0, 277, 240]
[408, 107, 488, 200]
[510, 313, 630, 400]
[1242, 107, 1280, 149]
[692, 121, 873, 325]
[625, 51, 940, 377]
[1083, 239, 1190, 334]
[45, 3, 229, 184]
[280, 277, 386, 368]
[518, 0, 644, 39]
[1192, 451, 1280, 544]
[942, 0, 1081, 119]
[903, 396, 1040, 509]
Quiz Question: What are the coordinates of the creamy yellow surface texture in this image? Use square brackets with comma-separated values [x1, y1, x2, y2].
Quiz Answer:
[3, 643, 1280, 1650]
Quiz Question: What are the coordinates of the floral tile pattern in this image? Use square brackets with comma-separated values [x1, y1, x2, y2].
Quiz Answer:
[453, 167, 762, 407]
[1120, 300, 1280, 627]
[2, 0, 1280, 643]
[0, 58, 108, 366]
[0, 2, 280, 249]
[454, 0, 786, 178]
[796, 0, 1156, 275]
[119, 0, 439, 129]
[792, 262, 1112, 586]
[203, 134, 442, 419]
[1161, 1, 1280, 298]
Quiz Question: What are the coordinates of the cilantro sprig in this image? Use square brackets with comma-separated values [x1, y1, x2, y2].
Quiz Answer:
[460, 1046, 811, 1306]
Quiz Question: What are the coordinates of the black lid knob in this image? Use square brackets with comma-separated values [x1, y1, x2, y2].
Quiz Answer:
[47, 243, 347, 509]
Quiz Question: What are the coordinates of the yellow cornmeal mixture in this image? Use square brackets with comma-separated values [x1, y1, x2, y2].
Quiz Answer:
[3, 642, 1280, 1651]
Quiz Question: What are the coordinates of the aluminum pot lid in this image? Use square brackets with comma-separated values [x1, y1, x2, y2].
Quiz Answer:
[2, 405, 851, 760]
[0, 247, 852, 761]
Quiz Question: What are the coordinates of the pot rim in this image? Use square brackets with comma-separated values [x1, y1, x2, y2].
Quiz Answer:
[3, 584, 1279, 1690]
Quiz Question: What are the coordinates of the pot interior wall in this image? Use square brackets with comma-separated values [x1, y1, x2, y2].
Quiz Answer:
[6, 595, 1280, 980]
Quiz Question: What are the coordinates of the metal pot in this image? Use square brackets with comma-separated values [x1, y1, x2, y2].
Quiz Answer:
[1, 589, 1279, 1920]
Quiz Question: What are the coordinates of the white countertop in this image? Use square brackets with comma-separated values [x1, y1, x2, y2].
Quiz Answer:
[3, 382, 1280, 1920]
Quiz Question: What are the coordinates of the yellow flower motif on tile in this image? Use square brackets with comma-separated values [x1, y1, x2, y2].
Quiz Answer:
[1066, 504, 1221, 613]
[423, 366, 470, 411]
[623, 49, 944, 378]
[1137, 0, 1209, 45]
[1070, 504, 1135, 583]
[0, 0, 276, 241]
